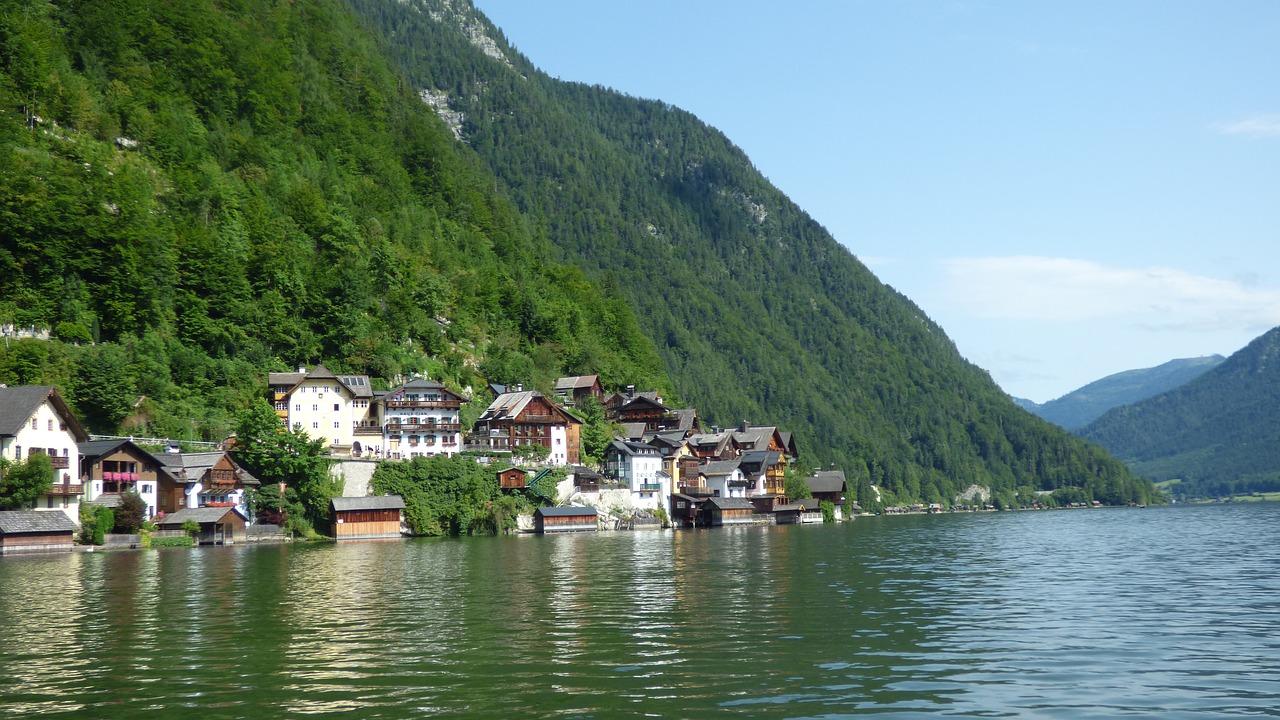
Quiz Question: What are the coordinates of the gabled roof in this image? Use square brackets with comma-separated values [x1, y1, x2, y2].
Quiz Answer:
[156, 506, 248, 526]
[672, 408, 699, 433]
[619, 422, 647, 440]
[478, 391, 578, 424]
[0, 510, 78, 534]
[732, 424, 778, 452]
[739, 450, 782, 473]
[88, 493, 124, 508]
[554, 375, 600, 391]
[269, 365, 374, 399]
[386, 378, 464, 401]
[698, 459, 742, 477]
[0, 385, 88, 441]
[571, 465, 602, 482]
[332, 495, 405, 512]
[609, 439, 661, 457]
[807, 470, 847, 494]
[77, 438, 151, 462]
[706, 496, 755, 511]
[155, 452, 259, 486]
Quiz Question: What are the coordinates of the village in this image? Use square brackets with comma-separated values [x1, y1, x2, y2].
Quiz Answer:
[0, 367, 867, 554]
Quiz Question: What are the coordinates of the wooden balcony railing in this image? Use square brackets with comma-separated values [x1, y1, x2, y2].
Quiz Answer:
[45, 482, 82, 496]
[385, 421, 461, 433]
[385, 399, 461, 410]
[49, 456, 69, 469]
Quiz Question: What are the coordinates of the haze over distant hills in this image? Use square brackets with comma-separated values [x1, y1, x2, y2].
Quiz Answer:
[1081, 327, 1280, 498]
[1015, 355, 1226, 430]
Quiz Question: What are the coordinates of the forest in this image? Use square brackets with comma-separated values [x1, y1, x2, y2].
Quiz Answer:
[0, 0, 1159, 509]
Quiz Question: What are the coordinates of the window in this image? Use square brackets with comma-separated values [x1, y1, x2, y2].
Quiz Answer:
[62, 496, 69, 508]
[47, 419, 53, 430]
[275, 402, 287, 411]
[295, 404, 301, 412]
[333, 421, 340, 429]
[312, 404, 318, 412]
[13, 446, 19, 460]
[312, 422, 319, 429]
[334, 403, 340, 412]
[32, 418, 38, 430]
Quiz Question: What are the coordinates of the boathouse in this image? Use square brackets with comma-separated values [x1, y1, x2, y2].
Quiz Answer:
[496, 467, 528, 490]
[0, 510, 77, 555]
[703, 496, 756, 526]
[534, 506, 598, 533]
[331, 495, 405, 540]
[155, 506, 247, 545]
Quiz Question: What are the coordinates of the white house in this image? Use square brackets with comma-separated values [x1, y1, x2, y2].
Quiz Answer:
[382, 379, 465, 459]
[268, 365, 381, 458]
[699, 459, 748, 499]
[0, 386, 88, 524]
[604, 439, 670, 511]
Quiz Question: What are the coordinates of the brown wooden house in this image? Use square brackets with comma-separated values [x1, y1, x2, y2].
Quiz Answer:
[702, 496, 757, 526]
[534, 506, 599, 533]
[331, 496, 405, 540]
[154, 451, 259, 515]
[807, 470, 847, 506]
[497, 467, 529, 490]
[473, 390, 582, 465]
[0, 510, 77, 555]
[155, 506, 248, 545]
[553, 375, 604, 406]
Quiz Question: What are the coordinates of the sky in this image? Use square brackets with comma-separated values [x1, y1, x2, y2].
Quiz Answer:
[472, 0, 1280, 403]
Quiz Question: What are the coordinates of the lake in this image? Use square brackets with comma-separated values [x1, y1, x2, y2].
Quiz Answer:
[2, 502, 1278, 718]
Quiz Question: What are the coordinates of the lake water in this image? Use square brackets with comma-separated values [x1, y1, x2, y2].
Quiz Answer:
[2, 503, 1278, 718]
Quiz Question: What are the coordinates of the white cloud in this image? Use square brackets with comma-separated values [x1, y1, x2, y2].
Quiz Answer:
[940, 256, 1280, 332]
[1214, 114, 1280, 137]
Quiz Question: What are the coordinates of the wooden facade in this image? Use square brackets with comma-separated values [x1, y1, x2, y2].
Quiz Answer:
[497, 467, 529, 489]
[331, 496, 405, 540]
[703, 497, 757, 526]
[474, 391, 582, 465]
[155, 506, 248, 545]
[534, 506, 598, 533]
[0, 511, 77, 555]
[553, 375, 604, 406]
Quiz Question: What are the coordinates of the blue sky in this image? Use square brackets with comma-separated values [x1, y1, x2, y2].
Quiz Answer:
[473, 0, 1280, 402]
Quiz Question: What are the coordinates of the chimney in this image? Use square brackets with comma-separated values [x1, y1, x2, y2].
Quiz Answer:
[516, 383, 523, 392]
[627, 384, 635, 396]
[740, 420, 749, 433]
[297, 365, 306, 374]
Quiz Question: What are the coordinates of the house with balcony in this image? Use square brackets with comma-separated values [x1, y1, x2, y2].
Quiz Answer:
[697, 459, 749, 499]
[473, 390, 581, 466]
[382, 379, 466, 459]
[739, 449, 788, 505]
[154, 451, 259, 519]
[603, 439, 670, 511]
[268, 365, 381, 458]
[0, 385, 88, 524]
[79, 439, 162, 519]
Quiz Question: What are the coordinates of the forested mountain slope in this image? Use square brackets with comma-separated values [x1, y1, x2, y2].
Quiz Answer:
[1081, 328, 1280, 497]
[350, 0, 1157, 506]
[0, 0, 671, 438]
[1020, 356, 1225, 430]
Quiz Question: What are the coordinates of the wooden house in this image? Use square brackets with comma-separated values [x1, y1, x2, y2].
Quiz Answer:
[79, 439, 163, 520]
[571, 465, 602, 493]
[553, 375, 604, 406]
[155, 506, 248, 545]
[669, 493, 709, 528]
[806, 470, 847, 506]
[0, 510, 77, 555]
[702, 496, 757, 526]
[154, 451, 259, 516]
[331, 495, 405, 540]
[534, 506, 599, 533]
[497, 467, 529, 490]
[473, 390, 581, 465]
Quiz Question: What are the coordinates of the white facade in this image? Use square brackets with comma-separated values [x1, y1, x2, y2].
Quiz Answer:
[0, 391, 83, 524]
[607, 442, 670, 511]
[383, 380, 463, 459]
[273, 367, 380, 458]
[701, 468, 748, 499]
[549, 425, 569, 466]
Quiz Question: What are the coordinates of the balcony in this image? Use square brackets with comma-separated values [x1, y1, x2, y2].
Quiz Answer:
[385, 421, 461, 433]
[46, 482, 82, 496]
[353, 425, 383, 436]
[49, 456, 69, 469]
[638, 483, 662, 493]
[385, 399, 461, 410]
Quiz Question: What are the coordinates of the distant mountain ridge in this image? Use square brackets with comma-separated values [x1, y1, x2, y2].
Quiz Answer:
[1080, 328, 1280, 496]
[1018, 355, 1226, 430]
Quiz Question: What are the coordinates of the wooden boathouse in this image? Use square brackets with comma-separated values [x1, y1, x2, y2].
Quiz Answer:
[703, 496, 757, 526]
[156, 506, 248, 545]
[534, 506, 599, 534]
[331, 495, 405, 540]
[0, 511, 78, 555]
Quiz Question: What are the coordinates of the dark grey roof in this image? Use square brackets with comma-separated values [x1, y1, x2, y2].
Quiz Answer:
[610, 439, 661, 456]
[0, 510, 78, 534]
[571, 465, 602, 481]
[698, 459, 741, 477]
[0, 385, 88, 440]
[155, 506, 247, 526]
[619, 423, 648, 440]
[706, 497, 755, 511]
[535, 506, 599, 518]
[796, 497, 824, 510]
[554, 375, 599, 391]
[807, 470, 847, 494]
[89, 493, 124, 508]
[332, 495, 405, 512]
[673, 408, 698, 432]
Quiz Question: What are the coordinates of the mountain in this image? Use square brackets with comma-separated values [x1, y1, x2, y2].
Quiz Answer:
[1081, 328, 1280, 497]
[0, 0, 1156, 507]
[1018, 356, 1226, 430]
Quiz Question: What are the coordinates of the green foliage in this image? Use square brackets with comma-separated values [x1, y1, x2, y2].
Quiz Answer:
[575, 396, 613, 466]
[151, 535, 194, 548]
[113, 490, 146, 533]
[783, 467, 810, 502]
[0, 453, 53, 510]
[819, 500, 836, 524]
[524, 467, 564, 506]
[78, 501, 99, 544]
[1082, 328, 1280, 499]
[94, 506, 114, 545]
[371, 454, 512, 536]
[233, 400, 338, 532]
[181, 518, 201, 538]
